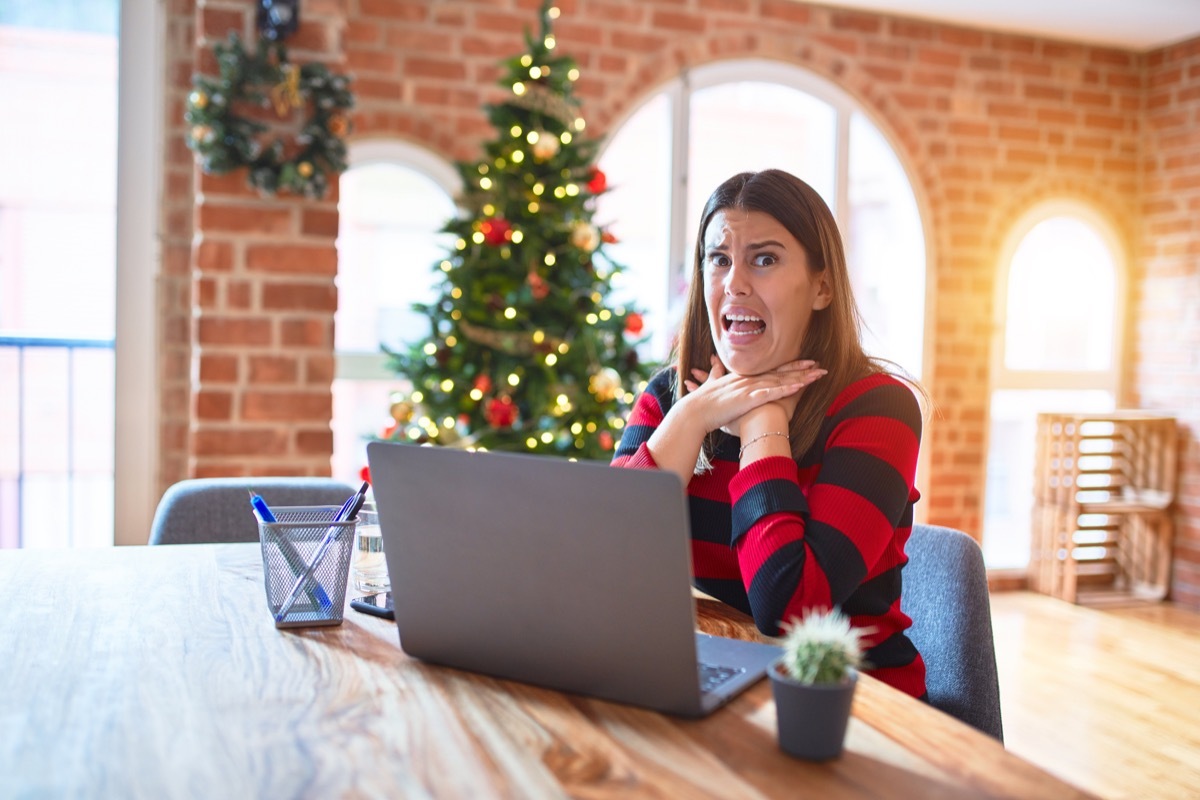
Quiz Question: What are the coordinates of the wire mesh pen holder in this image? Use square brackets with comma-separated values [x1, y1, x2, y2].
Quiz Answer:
[258, 505, 356, 628]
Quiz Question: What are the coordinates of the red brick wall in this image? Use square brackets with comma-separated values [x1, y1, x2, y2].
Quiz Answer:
[162, 0, 1200, 604]
[1139, 37, 1200, 607]
[161, 0, 198, 496]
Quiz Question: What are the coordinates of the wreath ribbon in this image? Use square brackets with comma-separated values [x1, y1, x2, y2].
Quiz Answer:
[271, 64, 302, 117]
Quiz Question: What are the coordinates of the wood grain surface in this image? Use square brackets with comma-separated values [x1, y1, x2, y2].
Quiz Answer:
[0, 545, 1096, 799]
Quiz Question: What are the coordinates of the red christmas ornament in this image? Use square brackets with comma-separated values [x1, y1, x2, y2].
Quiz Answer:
[527, 270, 549, 300]
[479, 217, 512, 246]
[474, 374, 493, 394]
[624, 312, 645, 336]
[599, 431, 614, 450]
[601, 230, 618, 244]
[485, 395, 519, 429]
[586, 167, 607, 194]
[359, 465, 371, 485]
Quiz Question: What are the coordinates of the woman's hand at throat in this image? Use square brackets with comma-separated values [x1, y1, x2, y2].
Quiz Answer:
[681, 355, 827, 439]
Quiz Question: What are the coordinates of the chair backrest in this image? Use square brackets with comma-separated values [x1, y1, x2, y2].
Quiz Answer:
[901, 524, 1004, 741]
[148, 477, 357, 545]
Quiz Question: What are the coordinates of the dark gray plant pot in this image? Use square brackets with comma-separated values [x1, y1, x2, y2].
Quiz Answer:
[769, 661, 858, 760]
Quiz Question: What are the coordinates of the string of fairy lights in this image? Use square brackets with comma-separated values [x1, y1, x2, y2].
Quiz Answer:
[382, 3, 653, 460]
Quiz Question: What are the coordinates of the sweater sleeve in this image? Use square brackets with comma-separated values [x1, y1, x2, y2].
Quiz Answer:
[610, 369, 674, 471]
[729, 376, 922, 635]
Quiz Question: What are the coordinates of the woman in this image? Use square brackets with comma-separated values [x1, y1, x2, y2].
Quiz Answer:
[613, 169, 926, 699]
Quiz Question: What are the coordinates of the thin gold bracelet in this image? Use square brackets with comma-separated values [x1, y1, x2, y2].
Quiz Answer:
[738, 431, 790, 459]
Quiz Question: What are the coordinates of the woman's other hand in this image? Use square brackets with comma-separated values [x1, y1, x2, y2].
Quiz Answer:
[682, 356, 826, 438]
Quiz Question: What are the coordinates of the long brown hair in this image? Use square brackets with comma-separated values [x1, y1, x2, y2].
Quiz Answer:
[674, 169, 884, 467]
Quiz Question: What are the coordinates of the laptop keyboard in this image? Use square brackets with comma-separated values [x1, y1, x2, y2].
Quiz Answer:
[698, 662, 745, 694]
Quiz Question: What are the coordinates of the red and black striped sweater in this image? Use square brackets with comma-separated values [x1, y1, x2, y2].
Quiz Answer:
[613, 368, 927, 699]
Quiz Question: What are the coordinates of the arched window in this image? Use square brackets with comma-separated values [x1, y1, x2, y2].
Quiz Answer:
[983, 205, 1126, 568]
[333, 141, 459, 484]
[595, 59, 926, 380]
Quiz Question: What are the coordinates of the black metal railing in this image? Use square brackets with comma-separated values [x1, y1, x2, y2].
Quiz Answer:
[0, 334, 115, 548]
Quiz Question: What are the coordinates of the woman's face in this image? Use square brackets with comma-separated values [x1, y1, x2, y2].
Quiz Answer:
[702, 208, 831, 376]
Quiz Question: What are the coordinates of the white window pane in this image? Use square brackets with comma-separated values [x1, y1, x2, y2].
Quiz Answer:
[982, 388, 1114, 569]
[847, 113, 925, 378]
[334, 159, 457, 485]
[596, 93, 673, 362]
[1005, 217, 1117, 371]
[687, 82, 836, 241]
[335, 164, 457, 353]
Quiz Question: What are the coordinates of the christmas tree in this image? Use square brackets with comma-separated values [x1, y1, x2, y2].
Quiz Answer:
[382, 2, 654, 461]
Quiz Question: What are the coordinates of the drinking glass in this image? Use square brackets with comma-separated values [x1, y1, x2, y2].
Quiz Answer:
[352, 505, 389, 594]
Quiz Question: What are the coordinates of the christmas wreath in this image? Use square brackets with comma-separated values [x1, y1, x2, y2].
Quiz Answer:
[184, 32, 354, 198]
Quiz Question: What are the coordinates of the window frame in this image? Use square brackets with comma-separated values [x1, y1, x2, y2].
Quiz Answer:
[114, 0, 162, 545]
[989, 200, 1128, 396]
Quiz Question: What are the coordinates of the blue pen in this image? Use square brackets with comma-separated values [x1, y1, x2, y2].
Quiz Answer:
[250, 490, 332, 610]
[274, 482, 369, 623]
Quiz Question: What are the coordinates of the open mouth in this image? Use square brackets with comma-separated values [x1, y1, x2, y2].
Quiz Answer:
[723, 313, 766, 337]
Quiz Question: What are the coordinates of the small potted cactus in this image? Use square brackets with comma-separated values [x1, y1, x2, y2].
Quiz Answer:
[769, 607, 870, 760]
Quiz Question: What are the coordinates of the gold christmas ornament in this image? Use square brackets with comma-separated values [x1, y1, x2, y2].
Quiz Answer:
[189, 90, 209, 110]
[390, 398, 416, 424]
[589, 367, 623, 403]
[297, 161, 314, 178]
[531, 133, 561, 161]
[190, 125, 214, 145]
[569, 220, 601, 252]
[328, 114, 349, 137]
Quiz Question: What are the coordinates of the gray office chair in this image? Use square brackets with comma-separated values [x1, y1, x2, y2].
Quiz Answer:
[901, 524, 1005, 742]
[148, 476, 357, 545]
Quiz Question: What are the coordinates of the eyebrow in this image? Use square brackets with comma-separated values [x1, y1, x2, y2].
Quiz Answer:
[705, 239, 787, 254]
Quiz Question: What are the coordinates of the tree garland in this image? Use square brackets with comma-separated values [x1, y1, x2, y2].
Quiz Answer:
[184, 32, 354, 198]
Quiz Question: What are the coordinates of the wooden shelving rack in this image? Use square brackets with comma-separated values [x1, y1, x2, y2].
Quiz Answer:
[1029, 412, 1177, 606]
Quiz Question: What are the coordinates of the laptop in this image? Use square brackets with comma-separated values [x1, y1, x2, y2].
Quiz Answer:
[365, 441, 781, 718]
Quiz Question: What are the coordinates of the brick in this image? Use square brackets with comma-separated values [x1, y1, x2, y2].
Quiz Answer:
[998, 124, 1041, 144]
[760, 0, 810, 24]
[358, 0, 428, 22]
[261, 281, 339, 312]
[192, 428, 288, 456]
[917, 47, 962, 69]
[245, 244, 338, 276]
[197, 317, 273, 346]
[199, 354, 239, 383]
[199, 8, 245, 39]
[344, 20, 383, 45]
[651, 9, 705, 33]
[404, 56, 468, 81]
[295, 429, 334, 455]
[862, 63, 903, 83]
[195, 390, 233, 420]
[831, 11, 880, 34]
[242, 390, 332, 422]
[281, 318, 333, 347]
[228, 280, 252, 310]
[346, 49, 398, 73]
[248, 355, 299, 384]
[196, 204, 294, 235]
[1071, 89, 1113, 107]
[307, 357, 336, 383]
[196, 240, 233, 272]
[610, 30, 668, 53]
[301, 209, 340, 238]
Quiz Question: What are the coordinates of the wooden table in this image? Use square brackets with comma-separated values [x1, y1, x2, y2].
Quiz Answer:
[1, 545, 1094, 799]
